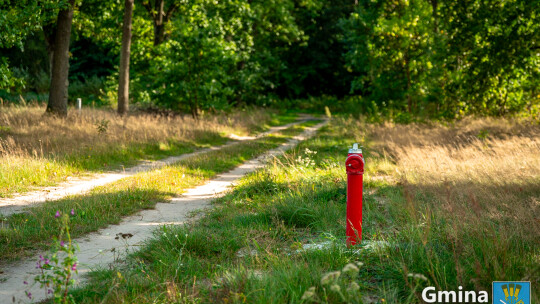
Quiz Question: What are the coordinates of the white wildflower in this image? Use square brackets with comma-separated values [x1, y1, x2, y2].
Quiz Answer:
[330, 284, 341, 293]
[342, 263, 359, 275]
[301, 287, 316, 301]
[347, 282, 360, 293]
[407, 273, 428, 281]
[320, 271, 341, 285]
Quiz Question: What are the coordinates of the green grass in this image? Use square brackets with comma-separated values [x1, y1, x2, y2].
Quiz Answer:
[0, 136, 222, 196]
[259, 112, 300, 130]
[0, 121, 319, 263]
[0, 110, 298, 198]
[68, 117, 539, 303]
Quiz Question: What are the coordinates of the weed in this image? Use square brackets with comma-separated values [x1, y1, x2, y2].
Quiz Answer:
[302, 262, 364, 303]
[28, 210, 78, 303]
[94, 119, 109, 134]
[295, 148, 317, 168]
[325, 106, 332, 119]
[476, 129, 489, 141]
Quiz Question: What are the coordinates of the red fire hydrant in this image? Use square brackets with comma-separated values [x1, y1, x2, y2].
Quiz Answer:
[346, 143, 364, 246]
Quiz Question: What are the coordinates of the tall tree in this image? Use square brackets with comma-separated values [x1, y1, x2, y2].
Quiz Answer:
[140, 0, 178, 46]
[118, 0, 134, 115]
[46, 0, 76, 117]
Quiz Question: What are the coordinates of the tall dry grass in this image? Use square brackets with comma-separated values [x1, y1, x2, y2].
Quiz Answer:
[0, 106, 276, 157]
[0, 106, 279, 197]
[367, 117, 540, 292]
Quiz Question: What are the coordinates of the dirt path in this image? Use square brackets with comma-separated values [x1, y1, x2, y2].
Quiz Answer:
[0, 119, 327, 304]
[0, 117, 311, 216]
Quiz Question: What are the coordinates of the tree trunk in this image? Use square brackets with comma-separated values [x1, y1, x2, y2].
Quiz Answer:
[142, 0, 178, 46]
[118, 0, 134, 115]
[43, 25, 56, 80]
[46, 0, 75, 117]
[153, 0, 165, 46]
[190, 104, 198, 119]
[154, 23, 166, 46]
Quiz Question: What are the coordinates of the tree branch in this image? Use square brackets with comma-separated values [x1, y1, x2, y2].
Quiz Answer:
[164, 3, 178, 22]
[141, 0, 155, 18]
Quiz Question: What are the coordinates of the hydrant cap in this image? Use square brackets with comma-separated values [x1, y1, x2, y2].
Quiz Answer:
[346, 154, 364, 174]
[349, 143, 362, 154]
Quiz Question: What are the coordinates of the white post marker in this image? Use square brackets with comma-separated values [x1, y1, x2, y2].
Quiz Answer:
[77, 98, 82, 112]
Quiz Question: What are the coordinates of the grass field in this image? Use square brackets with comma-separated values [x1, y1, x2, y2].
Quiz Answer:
[0, 121, 319, 263]
[69, 116, 539, 303]
[0, 106, 297, 197]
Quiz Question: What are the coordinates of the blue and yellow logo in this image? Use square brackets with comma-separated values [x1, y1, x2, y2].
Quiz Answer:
[492, 282, 531, 304]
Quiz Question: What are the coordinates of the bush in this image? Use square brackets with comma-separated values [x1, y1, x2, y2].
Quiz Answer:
[68, 75, 108, 106]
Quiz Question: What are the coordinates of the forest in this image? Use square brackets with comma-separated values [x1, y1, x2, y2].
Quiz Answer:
[1, 0, 538, 120]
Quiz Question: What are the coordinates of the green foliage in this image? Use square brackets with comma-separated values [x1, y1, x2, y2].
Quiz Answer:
[0, 57, 25, 89]
[275, 0, 355, 98]
[342, 0, 540, 118]
[1, 0, 538, 117]
[0, 0, 68, 49]
[344, 0, 433, 109]
[125, 0, 313, 113]
[68, 76, 107, 105]
[440, 0, 540, 116]
[146, 0, 242, 114]
[0, 0, 68, 89]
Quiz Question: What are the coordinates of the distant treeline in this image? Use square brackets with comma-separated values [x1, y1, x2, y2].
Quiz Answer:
[0, 0, 538, 119]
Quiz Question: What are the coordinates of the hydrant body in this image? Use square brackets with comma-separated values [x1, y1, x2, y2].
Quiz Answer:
[346, 143, 364, 246]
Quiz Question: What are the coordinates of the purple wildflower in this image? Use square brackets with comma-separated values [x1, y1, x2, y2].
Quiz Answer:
[48, 289, 53, 294]
[70, 209, 75, 216]
[44, 259, 50, 265]
[71, 263, 77, 271]
[23, 281, 28, 285]
[39, 254, 44, 261]
[36, 261, 42, 269]
[55, 210, 61, 218]
[25, 291, 32, 299]
[60, 241, 65, 247]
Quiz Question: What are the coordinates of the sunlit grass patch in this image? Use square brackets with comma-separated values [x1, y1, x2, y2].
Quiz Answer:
[0, 106, 293, 197]
[363, 117, 540, 301]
